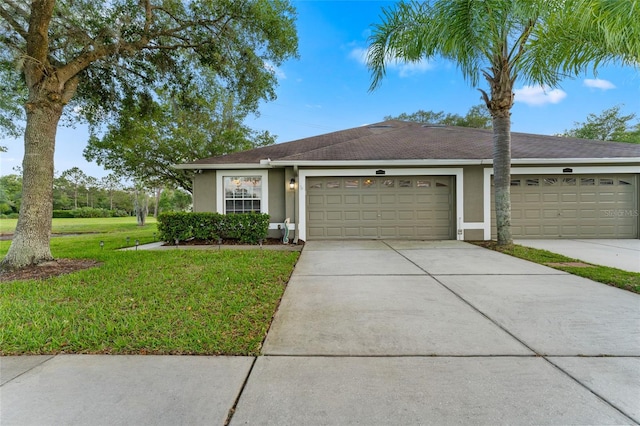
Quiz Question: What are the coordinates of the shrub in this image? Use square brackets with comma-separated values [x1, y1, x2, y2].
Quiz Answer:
[71, 207, 112, 218]
[157, 212, 269, 244]
[53, 210, 74, 218]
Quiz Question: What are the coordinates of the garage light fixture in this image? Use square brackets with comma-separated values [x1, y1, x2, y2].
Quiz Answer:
[289, 178, 296, 190]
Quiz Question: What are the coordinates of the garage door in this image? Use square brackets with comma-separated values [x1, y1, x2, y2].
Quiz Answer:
[306, 176, 454, 239]
[492, 174, 638, 238]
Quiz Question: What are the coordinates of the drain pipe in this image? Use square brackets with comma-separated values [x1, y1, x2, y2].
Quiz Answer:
[292, 165, 299, 244]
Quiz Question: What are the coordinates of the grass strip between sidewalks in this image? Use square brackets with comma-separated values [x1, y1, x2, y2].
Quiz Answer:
[475, 241, 640, 294]
[0, 222, 299, 356]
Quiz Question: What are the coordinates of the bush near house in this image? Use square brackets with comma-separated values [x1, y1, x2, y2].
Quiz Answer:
[158, 212, 270, 244]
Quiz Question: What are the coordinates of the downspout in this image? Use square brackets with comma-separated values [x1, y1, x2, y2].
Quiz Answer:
[293, 165, 299, 244]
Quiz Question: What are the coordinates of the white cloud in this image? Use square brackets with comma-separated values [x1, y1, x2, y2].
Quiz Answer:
[349, 47, 434, 78]
[583, 78, 616, 90]
[514, 85, 567, 106]
[264, 61, 286, 80]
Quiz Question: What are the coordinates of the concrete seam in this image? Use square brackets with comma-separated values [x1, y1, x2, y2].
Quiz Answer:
[381, 241, 541, 356]
[542, 356, 640, 425]
[0, 355, 56, 387]
[223, 356, 258, 426]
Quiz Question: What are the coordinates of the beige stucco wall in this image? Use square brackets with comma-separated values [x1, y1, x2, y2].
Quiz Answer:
[463, 166, 485, 223]
[192, 171, 216, 212]
[268, 168, 286, 223]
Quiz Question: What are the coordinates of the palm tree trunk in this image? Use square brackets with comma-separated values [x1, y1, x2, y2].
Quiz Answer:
[1, 96, 61, 270]
[493, 115, 512, 245]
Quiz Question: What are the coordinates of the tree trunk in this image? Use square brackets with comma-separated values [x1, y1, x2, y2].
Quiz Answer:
[154, 187, 162, 217]
[1, 96, 62, 270]
[493, 114, 513, 246]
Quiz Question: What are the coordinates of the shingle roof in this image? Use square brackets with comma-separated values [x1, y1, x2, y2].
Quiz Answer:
[187, 120, 640, 165]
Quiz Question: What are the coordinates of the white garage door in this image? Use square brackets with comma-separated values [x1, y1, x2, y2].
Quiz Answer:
[492, 174, 638, 238]
[306, 176, 454, 239]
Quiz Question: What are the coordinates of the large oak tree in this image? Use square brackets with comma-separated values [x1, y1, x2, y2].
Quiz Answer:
[0, 0, 298, 270]
[367, 0, 639, 245]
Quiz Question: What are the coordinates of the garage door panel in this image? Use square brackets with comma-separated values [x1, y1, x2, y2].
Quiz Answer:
[307, 176, 454, 239]
[493, 174, 637, 238]
[326, 211, 341, 221]
[344, 211, 360, 221]
[380, 194, 396, 204]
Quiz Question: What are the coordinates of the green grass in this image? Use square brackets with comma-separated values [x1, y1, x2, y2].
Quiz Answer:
[0, 216, 156, 235]
[0, 224, 299, 355]
[476, 242, 640, 294]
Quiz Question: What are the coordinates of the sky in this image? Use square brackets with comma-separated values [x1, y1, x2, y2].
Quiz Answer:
[1, 0, 639, 178]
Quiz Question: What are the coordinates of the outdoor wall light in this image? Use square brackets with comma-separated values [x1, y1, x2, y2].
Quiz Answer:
[289, 178, 296, 190]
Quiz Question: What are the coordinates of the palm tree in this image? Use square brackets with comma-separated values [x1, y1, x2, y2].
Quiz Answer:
[367, 0, 639, 245]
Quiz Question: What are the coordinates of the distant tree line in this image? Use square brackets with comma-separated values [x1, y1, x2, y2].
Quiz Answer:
[0, 168, 191, 218]
[390, 104, 639, 144]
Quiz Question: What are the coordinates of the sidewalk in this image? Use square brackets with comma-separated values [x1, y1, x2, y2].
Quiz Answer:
[2, 240, 639, 425]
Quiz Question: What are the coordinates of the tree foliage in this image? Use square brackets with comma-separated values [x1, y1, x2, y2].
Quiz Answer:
[385, 104, 491, 129]
[560, 105, 640, 143]
[0, 0, 298, 270]
[84, 78, 275, 193]
[367, 0, 639, 245]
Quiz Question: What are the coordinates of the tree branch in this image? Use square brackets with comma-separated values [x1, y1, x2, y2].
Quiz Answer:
[0, 0, 29, 40]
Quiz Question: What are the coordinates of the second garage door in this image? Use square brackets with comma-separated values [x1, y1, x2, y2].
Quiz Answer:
[492, 174, 638, 238]
[306, 176, 454, 239]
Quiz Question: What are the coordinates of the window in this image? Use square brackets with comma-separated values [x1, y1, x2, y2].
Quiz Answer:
[563, 178, 576, 186]
[345, 179, 359, 188]
[599, 178, 614, 186]
[416, 180, 431, 187]
[526, 178, 539, 186]
[326, 180, 340, 189]
[543, 178, 558, 186]
[363, 178, 376, 188]
[510, 179, 521, 186]
[382, 179, 395, 188]
[581, 178, 595, 186]
[399, 179, 412, 188]
[224, 176, 262, 214]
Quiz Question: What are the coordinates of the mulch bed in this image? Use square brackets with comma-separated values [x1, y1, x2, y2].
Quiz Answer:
[0, 259, 101, 283]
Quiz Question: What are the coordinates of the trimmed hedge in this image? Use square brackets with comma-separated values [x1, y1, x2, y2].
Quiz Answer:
[157, 212, 270, 244]
[53, 208, 130, 218]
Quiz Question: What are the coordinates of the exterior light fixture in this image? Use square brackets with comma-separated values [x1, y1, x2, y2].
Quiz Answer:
[135, 239, 139, 251]
[289, 178, 296, 190]
[99, 240, 104, 250]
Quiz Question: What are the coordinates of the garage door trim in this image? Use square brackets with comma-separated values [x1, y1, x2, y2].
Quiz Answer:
[298, 168, 465, 242]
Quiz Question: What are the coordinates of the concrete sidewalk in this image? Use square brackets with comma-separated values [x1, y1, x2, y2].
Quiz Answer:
[517, 239, 640, 273]
[2, 240, 639, 425]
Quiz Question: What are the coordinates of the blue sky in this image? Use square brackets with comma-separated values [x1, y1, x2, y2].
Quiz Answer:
[1, 0, 639, 178]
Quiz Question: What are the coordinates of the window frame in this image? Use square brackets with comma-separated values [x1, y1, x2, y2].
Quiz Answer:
[216, 170, 269, 214]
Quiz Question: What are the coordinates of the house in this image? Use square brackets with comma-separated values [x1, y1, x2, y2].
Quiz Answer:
[176, 120, 640, 242]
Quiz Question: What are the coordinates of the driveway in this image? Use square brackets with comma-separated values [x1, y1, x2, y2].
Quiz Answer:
[3, 240, 639, 425]
[517, 239, 640, 272]
[240, 240, 640, 424]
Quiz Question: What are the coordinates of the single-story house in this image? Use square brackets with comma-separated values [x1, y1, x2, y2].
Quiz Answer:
[176, 120, 640, 242]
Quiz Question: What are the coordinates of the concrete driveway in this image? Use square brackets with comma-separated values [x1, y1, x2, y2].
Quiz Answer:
[2, 240, 639, 425]
[517, 239, 640, 272]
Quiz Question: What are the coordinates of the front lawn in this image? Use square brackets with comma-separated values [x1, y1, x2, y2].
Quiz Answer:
[476, 242, 640, 294]
[0, 227, 299, 355]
